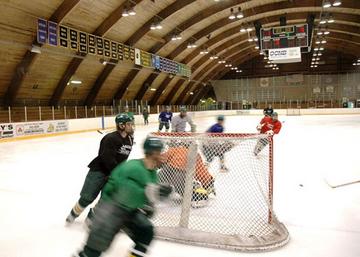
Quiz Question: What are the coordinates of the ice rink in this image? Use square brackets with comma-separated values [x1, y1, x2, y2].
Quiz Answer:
[1, 113, 360, 257]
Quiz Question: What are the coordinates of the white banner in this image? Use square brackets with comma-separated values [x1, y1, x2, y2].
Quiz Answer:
[260, 77, 269, 87]
[0, 120, 68, 139]
[269, 47, 301, 63]
[134, 48, 141, 65]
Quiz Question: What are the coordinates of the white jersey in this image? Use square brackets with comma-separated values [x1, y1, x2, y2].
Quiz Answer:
[171, 115, 195, 132]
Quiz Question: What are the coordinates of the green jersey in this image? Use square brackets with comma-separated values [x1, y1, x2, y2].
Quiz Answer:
[102, 159, 157, 211]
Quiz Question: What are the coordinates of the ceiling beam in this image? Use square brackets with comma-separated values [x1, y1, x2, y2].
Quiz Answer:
[114, 69, 140, 100]
[133, 8, 360, 104]
[161, 79, 185, 105]
[175, 81, 195, 105]
[134, 73, 158, 100]
[123, 0, 253, 103]
[112, 0, 197, 101]
[50, 0, 145, 106]
[148, 76, 172, 105]
[4, 0, 81, 106]
[84, 62, 117, 106]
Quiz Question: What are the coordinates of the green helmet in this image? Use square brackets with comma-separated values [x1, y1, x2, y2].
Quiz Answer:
[115, 113, 132, 124]
[179, 106, 187, 112]
[143, 137, 164, 154]
[217, 115, 225, 121]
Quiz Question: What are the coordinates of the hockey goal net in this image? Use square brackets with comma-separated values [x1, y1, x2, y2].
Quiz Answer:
[150, 132, 289, 252]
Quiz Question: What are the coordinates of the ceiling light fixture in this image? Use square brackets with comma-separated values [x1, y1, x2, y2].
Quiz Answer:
[333, 0, 342, 7]
[70, 80, 82, 84]
[236, 7, 244, 19]
[30, 45, 42, 54]
[323, 0, 331, 8]
[229, 8, 236, 20]
[122, 9, 129, 17]
[128, 7, 136, 16]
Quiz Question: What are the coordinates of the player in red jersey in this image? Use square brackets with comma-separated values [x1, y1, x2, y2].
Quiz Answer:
[254, 112, 282, 156]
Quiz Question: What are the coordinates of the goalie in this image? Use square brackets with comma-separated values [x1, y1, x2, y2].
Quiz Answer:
[254, 112, 282, 156]
[158, 143, 214, 208]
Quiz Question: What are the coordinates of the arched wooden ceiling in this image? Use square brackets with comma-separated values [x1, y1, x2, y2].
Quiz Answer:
[0, 0, 359, 107]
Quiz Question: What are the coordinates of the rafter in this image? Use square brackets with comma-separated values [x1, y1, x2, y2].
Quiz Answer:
[4, 0, 81, 106]
[102, 0, 196, 102]
[138, 8, 360, 104]
[50, 0, 144, 106]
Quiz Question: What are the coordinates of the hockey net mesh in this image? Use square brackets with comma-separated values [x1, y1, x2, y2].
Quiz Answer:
[151, 132, 289, 251]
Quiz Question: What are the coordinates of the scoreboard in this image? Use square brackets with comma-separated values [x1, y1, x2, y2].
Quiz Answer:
[260, 24, 308, 51]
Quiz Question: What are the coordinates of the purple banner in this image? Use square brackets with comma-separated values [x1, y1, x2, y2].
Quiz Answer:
[48, 21, 58, 46]
[37, 18, 47, 44]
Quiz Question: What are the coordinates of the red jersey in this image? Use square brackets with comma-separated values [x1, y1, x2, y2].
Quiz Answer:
[259, 116, 282, 134]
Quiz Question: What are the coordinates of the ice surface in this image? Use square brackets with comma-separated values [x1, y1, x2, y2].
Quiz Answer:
[1, 114, 360, 257]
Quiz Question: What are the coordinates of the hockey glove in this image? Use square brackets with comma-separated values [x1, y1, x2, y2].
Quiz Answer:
[145, 183, 173, 203]
[139, 203, 155, 218]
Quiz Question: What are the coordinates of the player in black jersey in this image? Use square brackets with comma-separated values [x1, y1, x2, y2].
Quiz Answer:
[65, 113, 134, 224]
[263, 104, 274, 117]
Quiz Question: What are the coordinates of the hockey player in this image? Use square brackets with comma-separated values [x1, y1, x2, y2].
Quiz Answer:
[158, 106, 173, 132]
[158, 143, 214, 207]
[254, 112, 282, 156]
[124, 106, 134, 121]
[142, 107, 149, 125]
[66, 113, 134, 224]
[203, 115, 233, 173]
[263, 104, 274, 117]
[74, 137, 172, 257]
[171, 107, 196, 132]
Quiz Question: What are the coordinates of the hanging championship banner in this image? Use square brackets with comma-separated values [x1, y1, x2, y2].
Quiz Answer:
[96, 37, 104, 56]
[37, 17, 192, 78]
[118, 43, 123, 60]
[88, 34, 96, 55]
[111, 41, 117, 59]
[79, 32, 88, 53]
[37, 18, 47, 44]
[59, 25, 69, 48]
[48, 21, 57, 46]
[69, 29, 78, 51]
[135, 48, 141, 65]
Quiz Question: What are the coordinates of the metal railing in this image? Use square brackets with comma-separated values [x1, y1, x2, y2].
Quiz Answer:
[0, 100, 355, 124]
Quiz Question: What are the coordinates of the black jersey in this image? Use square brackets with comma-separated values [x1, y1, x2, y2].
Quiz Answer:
[88, 131, 133, 175]
[263, 107, 274, 116]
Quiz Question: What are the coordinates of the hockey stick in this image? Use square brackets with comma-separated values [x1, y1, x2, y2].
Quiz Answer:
[326, 179, 360, 189]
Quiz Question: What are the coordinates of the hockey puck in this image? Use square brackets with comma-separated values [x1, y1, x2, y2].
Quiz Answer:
[299, 184, 303, 187]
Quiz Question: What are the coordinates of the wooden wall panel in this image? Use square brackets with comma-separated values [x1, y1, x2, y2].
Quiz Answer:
[136, 0, 213, 53]
[95, 64, 133, 100]
[17, 47, 73, 99]
[61, 0, 123, 33]
[105, 0, 176, 44]
[157, 77, 181, 104]
[125, 69, 154, 99]
[61, 57, 105, 101]
[142, 73, 168, 101]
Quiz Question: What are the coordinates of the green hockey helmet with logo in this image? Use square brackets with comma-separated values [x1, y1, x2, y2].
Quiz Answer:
[115, 113, 132, 124]
[143, 137, 164, 154]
